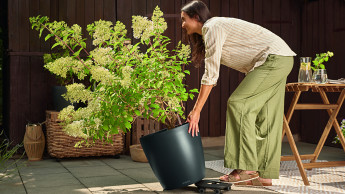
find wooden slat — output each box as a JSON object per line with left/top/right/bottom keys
{"left": 94, "top": 0, "right": 104, "bottom": 20}
{"left": 85, "top": 0, "right": 95, "bottom": 51}
{"left": 220, "top": 0, "right": 230, "bottom": 136}
{"left": 67, "top": 0, "right": 76, "bottom": 25}
{"left": 303, "top": 161, "right": 345, "bottom": 169}
{"left": 281, "top": 154, "right": 315, "bottom": 161}
{"left": 208, "top": 0, "right": 221, "bottom": 137}
{"left": 103, "top": 0, "right": 116, "bottom": 23}
{"left": 294, "top": 104, "right": 338, "bottom": 110}
{"left": 30, "top": 0, "right": 47, "bottom": 124}
{"left": 143, "top": 118, "right": 149, "bottom": 138}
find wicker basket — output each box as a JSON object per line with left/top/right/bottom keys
{"left": 46, "top": 111, "right": 124, "bottom": 158}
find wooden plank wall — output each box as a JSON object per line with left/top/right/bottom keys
{"left": 5, "top": 0, "right": 345, "bottom": 146}
{"left": 299, "top": 0, "right": 345, "bottom": 145}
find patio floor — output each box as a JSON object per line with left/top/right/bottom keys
{"left": 1, "top": 141, "right": 345, "bottom": 194}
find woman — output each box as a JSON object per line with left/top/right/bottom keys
{"left": 182, "top": 1, "right": 295, "bottom": 186}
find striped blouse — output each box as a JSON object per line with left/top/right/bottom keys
{"left": 201, "top": 17, "right": 296, "bottom": 86}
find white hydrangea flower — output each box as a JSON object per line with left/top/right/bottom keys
{"left": 152, "top": 6, "right": 167, "bottom": 34}
{"left": 63, "top": 83, "right": 93, "bottom": 103}
{"left": 167, "top": 96, "right": 179, "bottom": 111}
{"left": 91, "top": 20, "right": 113, "bottom": 46}
{"left": 58, "top": 105, "right": 75, "bottom": 123}
{"left": 63, "top": 120, "right": 89, "bottom": 138}
{"left": 44, "top": 56, "right": 74, "bottom": 78}
{"left": 70, "top": 24, "right": 83, "bottom": 46}
{"left": 90, "top": 47, "right": 114, "bottom": 66}
{"left": 90, "top": 66, "right": 119, "bottom": 85}
{"left": 120, "top": 66, "right": 133, "bottom": 88}
{"left": 160, "top": 70, "right": 170, "bottom": 78}
{"left": 178, "top": 44, "right": 191, "bottom": 59}
{"left": 132, "top": 16, "right": 154, "bottom": 43}
{"left": 114, "top": 21, "right": 127, "bottom": 37}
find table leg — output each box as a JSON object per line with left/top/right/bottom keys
{"left": 311, "top": 89, "right": 345, "bottom": 164}
{"left": 282, "top": 91, "right": 301, "bottom": 141}
{"left": 319, "top": 89, "right": 345, "bottom": 151}
{"left": 283, "top": 116, "right": 310, "bottom": 185}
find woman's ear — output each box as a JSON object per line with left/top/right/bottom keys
{"left": 193, "top": 15, "right": 200, "bottom": 22}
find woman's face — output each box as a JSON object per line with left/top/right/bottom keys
{"left": 181, "top": 11, "right": 201, "bottom": 35}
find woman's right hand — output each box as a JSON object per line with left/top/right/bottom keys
{"left": 186, "top": 110, "right": 200, "bottom": 137}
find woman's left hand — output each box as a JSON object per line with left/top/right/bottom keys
{"left": 186, "top": 110, "right": 200, "bottom": 137}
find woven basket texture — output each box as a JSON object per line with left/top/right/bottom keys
{"left": 46, "top": 111, "right": 124, "bottom": 158}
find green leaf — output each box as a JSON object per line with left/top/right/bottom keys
{"left": 150, "top": 97, "right": 157, "bottom": 104}
{"left": 102, "top": 125, "right": 109, "bottom": 130}
{"left": 152, "top": 109, "right": 160, "bottom": 117}
{"left": 184, "top": 70, "right": 190, "bottom": 75}
{"left": 80, "top": 41, "right": 86, "bottom": 48}
{"left": 134, "top": 110, "right": 141, "bottom": 116}
{"left": 320, "top": 64, "right": 325, "bottom": 69}
{"left": 189, "top": 94, "right": 194, "bottom": 100}
{"left": 73, "top": 49, "right": 81, "bottom": 57}
{"left": 125, "top": 122, "right": 131, "bottom": 129}
{"left": 39, "top": 28, "right": 45, "bottom": 38}
{"left": 189, "top": 88, "right": 199, "bottom": 93}
{"left": 150, "top": 103, "right": 160, "bottom": 109}
{"left": 162, "top": 115, "right": 167, "bottom": 123}
{"left": 51, "top": 42, "right": 60, "bottom": 49}
{"left": 44, "top": 34, "right": 53, "bottom": 41}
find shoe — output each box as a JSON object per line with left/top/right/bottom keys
{"left": 219, "top": 170, "right": 259, "bottom": 184}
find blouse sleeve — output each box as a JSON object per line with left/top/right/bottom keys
{"left": 201, "top": 24, "right": 226, "bottom": 86}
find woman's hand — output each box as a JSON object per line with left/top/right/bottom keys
{"left": 186, "top": 110, "right": 200, "bottom": 137}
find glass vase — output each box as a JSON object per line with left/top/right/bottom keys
{"left": 312, "top": 69, "right": 328, "bottom": 84}
{"left": 298, "top": 57, "right": 313, "bottom": 83}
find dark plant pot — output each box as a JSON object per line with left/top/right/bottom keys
{"left": 52, "top": 86, "right": 71, "bottom": 111}
{"left": 140, "top": 123, "right": 205, "bottom": 190}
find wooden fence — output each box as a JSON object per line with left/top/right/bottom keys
{"left": 5, "top": 0, "right": 345, "bottom": 146}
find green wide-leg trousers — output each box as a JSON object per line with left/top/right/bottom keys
{"left": 224, "top": 55, "right": 293, "bottom": 179}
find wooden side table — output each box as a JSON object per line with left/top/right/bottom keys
{"left": 281, "top": 83, "right": 345, "bottom": 185}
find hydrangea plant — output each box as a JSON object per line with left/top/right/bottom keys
{"left": 30, "top": 6, "right": 198, "bottom": 145}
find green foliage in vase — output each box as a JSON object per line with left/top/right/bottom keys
{"left": 311, "top": 51, "right": 334, "bottom": 71}
{"left": 30, "top": 6, "right": 198, "bottom": 145}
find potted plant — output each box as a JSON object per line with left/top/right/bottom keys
{"left": 311, "top": 51, "right": 334, "bottom": 84}
{"left": 30, "top": 6, "right": 202, "bottom": 190}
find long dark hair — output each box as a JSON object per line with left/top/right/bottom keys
{"left": 181, "top": 0, "right": 211, "bottom": 67}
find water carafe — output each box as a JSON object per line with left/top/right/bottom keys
{"left": 298, "top": 57, "right": 313, "bottom": 83}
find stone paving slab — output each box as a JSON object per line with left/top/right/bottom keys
{"left": 60, "top": 159, "right": 107, "bottom": 168}
{"left": 21, "top": 172, "right": 80, "bottom": 189}
{"left": 25, "top": 184, "right": 92, "bottom": 194}
{"left": 101, "top": 156, "right": 151, "bottom": 170}
{"left": 119, "top": 167, "right": 159, "bottom": 184}
{"left": 78, "top": 174, "right": 138, "bottom": 188}
{"left": 66, "top": 165, "right": 121, "bottom": 178}
{"left": 0, "top": 173, "right": 26, "bottom": 194}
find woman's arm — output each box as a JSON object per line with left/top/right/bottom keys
{"left": 187, "top": 84, "right": 213, "bottom": 137}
